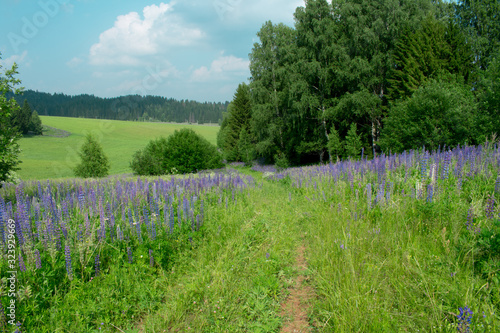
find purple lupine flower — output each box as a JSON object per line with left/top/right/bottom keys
{"left": 99, "top": 200, "right": 106, "bottom": 241}
{"left": 485, "top": 194, "right": 495, "bottom": 219}
{"left": 78, "top": 190, "right": 85, "bottom": 211}
{"left": 149, "top": 249, "right": 154, "bottom": 267}
{"left": 65, "top": 244, "right": 73, "bottom": 280}
{"left": 14, "top": 322, "right": 22, "bottom": 333}
{"left": 19, "top": 253, "right": 26, "bottom": 272}
{"left": 177, "top": 202, "right": 182, "bottom": 228}
{"left": 127, "top": 247, "right": 133, "bottom": 264}
{"left": 266, "top": 252, "right": 270, "bottom": 259}
{"left": 164, "top": 204, "right": 169, "bottom": 231}
{"left": 14, "top": 218, "right": 25, "bottom": 246}
{"left": 441, "top": 151, "right": 451, "bottom": 180}
{"left": 34, "top": 249, "right": 42, "bottom": 269}
{"left": 107, "top": 203, "right": 115, "bottom": 242}
{"left": 169, "top": 207, "right": 175, "bottom": 233}
{"left": 457, "top": 306, "right": 473, "bottom": 332}
{"left": 183, "top": 197, "right": 189, "bottom": 221}
{"left": 196, "top": 214, "right": 202, "bottom": 231}
{"left": 466, "top": 207, "right": 474, "bottom": 231}
{"left": 427, "top": 184, "right": 433, "bottom": 203}
{"left": 376, "top": 182, "right": 385, "bottom": 205}
{"left": 95, "top": 254, "right": 100, "bottom": 276}
{"left": 495, "top": 176, "right": 500, "bottom": 196}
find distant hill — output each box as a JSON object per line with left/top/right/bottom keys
{"left": 9, "top": 90, "right": 228, "bottom": 124}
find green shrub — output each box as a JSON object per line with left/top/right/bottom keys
{"left": 130, "top": 129, "right": 223, "bottom": 175}
{"left": 74, "top": 134, "right": 110, "bottom": 178}
{"left": 380, "top": 77, "right": 476, "bottom": 152}
{"left": 129, "top": 137, "right": 167, "bottom": 176}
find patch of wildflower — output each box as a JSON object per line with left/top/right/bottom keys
{"left": 95, "top": 254, "right": 100, "bottom": 276}
{"left": 457, "top": 306, "right": 473, "bottom": 332}
{"left": 34, "top": 249, "right": 41, "bottom": 269}
{"left": 485, "top": 194, "right": 495, "bottom": 219}
{"left": 495, "top": 176, "right": 500, "bottom": 196}
{"left": 65, "top": 244, "right": 73, "bottom": 280}
{"left": 19, "top": 253, "right": 26, "bottom": 272}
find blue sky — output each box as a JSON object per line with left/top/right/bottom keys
{"left": 0, "top": 0, "right": 303, "bottom": 102}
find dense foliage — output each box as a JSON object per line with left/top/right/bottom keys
{"left": 217, "top": 83, "right": 254, "bottom": 163}
{"left": 131, "top": 129, "right": 223, "bottom": 175}
{"left": 381, "top": 78, "right": 477, "bottom": 152}
{"left": 9, "top": 90, "right": 228, "bottom": 124}
{"left": 10, "top": 100, "right": 43, "bottom": 135}
{"left": 219, "top": 0, "right": 500, "bottom": 165}
{"left": 73, "top": 134, "right": 110, "bottom": 178}
{"left": 0, "top": 54, "right": 22, "bottom": 186}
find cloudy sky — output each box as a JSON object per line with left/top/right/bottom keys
{"left": 0, "top": 0, "right": 303, "bottom": 103}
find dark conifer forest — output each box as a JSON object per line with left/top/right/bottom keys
{"left": 9, "top": 90, "right": 228, "bottom": 124}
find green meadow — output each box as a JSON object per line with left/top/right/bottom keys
{"left": 2, "top": 146, "right": 500, "bottom": 332}
{"left": 16, "top": 116, "right": 219, "bottom": 180}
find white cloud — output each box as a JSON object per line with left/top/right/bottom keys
{"left": 89, "top": 2, "right": 204, "bottom": 66}
{"left": 0, "top": 51, "right": 28, "bottom": 69}
{"left": 66, "top": 57, "right": 83, "bottom": 68}
{"left": 191, "top": 55, "right": 249, "bottom": 82}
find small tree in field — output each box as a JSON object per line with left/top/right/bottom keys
{"left": 74, "top": 134, "right": 110, "bottom": 178}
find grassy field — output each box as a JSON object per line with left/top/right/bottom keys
{"left": 1, "top": 145, "right": 500, "bottom": 332}
{"left": 16, "top": 116, "right": 219, "bottom": 180}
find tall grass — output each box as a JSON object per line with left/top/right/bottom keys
{"left": 272, "top": 144, "right": 500, "bottom": 331}
{"left": 1, "top": 144, "right": 500, "bottom": 332}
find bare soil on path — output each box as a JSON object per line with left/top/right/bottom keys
{"left": 280, "top": 240, "right": 314, "bottom": 332}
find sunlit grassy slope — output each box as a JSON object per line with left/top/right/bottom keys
{"left": 17, "top": 116, "right": 219, "bottom": 180}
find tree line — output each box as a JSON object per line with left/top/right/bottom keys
{"left": 218, "top": 0, "right": 500, "bottom": 167}
{"left": 8, "top": 90, "right": 228, "bottom": 124}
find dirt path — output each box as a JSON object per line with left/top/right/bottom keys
{"left": 280, "top": 241, "right": 314, "bottom": 332}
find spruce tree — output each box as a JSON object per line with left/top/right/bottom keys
{"left": 327, "top": 125, "right": 343, "bottom": 161}
{"left": 11, "top": 99, "right": 32, "bottom": 134}
{"left": 29, "top": 110, "right": 43, "bottom": 135}
{"left": 345, "top": 123, "right": 363, "bottom": 159}
{"left": 222, "top": 83, "right": 252, "bottom": 162}
{"left": 237, "top": 126, "right": 255, "bottom": 165}
{"left": 74, "top": 134, "right": 110, "bottom": 178}
{"left": 389, "top": 16, "right": 474, "bottom": 102}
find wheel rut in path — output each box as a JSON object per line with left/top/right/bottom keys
{"left": 280, "top": 239, "right": 314, "bottom": 332}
